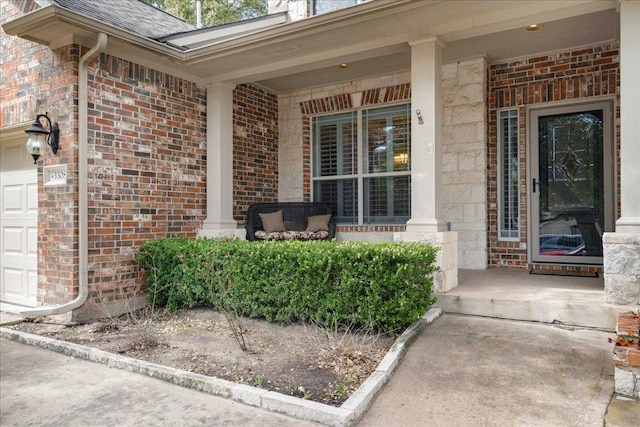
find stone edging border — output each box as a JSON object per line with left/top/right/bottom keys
{"left": 0, "top": 307, "right": 443, "bottom": 426}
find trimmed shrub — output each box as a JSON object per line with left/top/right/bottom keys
{"left": 136, "top": 238, "right": 438, "bottom": 334}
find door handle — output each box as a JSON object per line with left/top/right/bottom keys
{"left": 532, "top": 178, "right": 537, "bottom": 193}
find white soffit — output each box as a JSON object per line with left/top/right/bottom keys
{"left": 4, "top": 0, "right": 620, "bottom": 93}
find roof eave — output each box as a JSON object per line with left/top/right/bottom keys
{"left": 181, "top": 0, "right": 419, "bottom": 61}
{"left": 2, "top": 4, "right": 186, "bottom": 60}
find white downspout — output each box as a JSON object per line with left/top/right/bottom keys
{"left": 21, "top": 33, "right": 108, "bottom": 317}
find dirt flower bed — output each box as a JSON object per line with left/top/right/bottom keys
{"left": 9, "top": 308, "right": 394, "bottom": 406}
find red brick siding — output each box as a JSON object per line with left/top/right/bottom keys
{"left": 2, "top": 0, "right": 278, "bottom": 311}
{"left": 232, "top": 83, "right": 279, "bottom": 220}
{"left": 337, "top": 225, "right": 405, "bottom": 232}
{"left": 2, "top": 0, "right": 80, "bottom": 305}
{"left": 488, "top": 43, "right": 620, "bottom": 271}
{"left": 86, "top": 53, "right": 207, "bottom": 305}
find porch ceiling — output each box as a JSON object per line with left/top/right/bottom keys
{"left": 254, "top": 7, "right": 619, "bottom": 93}
{"left": 3, "top": 0, "right": 619, "bottom": 93}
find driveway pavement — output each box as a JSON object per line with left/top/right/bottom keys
{"left": 0, "top": 338, "right": 319, "bottom": 427}
{"left": 2, "top": 313, "right": 637, "bottom": 426}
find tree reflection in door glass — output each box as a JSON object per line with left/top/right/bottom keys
{"left": 538, "top": 110, "right": 604, "bottom": 257}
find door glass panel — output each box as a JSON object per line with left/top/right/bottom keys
{"left": 537, "top": 110, "right": 604, "bottom": 258}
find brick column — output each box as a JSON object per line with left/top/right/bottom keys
{"left": 199, "top": 82, "right": 245, "bottom": 239}
{"left": 395, "top": 37, "right": 458, "bottom": 292}
{"left": 603, "top": 1, "right": 640, "bottom": 305}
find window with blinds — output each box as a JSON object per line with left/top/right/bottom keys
{"left": 498, "top": 109, "right": 520, "bottom": 240}
{"left": 312, "top": 104, "right": 411, "bottom": 224}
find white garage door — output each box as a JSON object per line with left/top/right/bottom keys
{"left": 1, "top": 134, "right": 38, "bottom": 307}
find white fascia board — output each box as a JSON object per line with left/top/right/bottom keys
{"left": 162, "top": 13, "right": 288, "bottom": 49}
{"left": 181, "top": 0, "right": 419, "bottom": 60}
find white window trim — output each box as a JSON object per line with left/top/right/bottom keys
{"left": 497, "top": 108, "right": 520, "bottom": 241}
{"left": 311, "top": 102, "right": 411, "bottom": 225}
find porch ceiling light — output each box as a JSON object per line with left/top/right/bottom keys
{"left": 25, "top": 113, "right": 60, "bottom": 164}
{"left": 337, "top": 63, "right": 350, "bottom": 69}
{"left": 525, "top": 24, "right": 543, "bottom": 32}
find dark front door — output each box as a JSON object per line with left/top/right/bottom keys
{"left": 530, "top": 101, "right": 614, "bottom": 265}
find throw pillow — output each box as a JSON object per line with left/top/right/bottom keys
{"left": 259, "top": 210, "right": 286, "bottom": 233}
{"left": 305, "top": 214, "right": 332, "bottom": 232}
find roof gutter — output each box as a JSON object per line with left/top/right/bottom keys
{"left": 2, "top": 5, "right": 183, "bottom": 59}
{"left": 2, "top": 0, "right": 418, "bottom": 63}
{"left": 21, "top": 33, "right": 108, "bottom": 318}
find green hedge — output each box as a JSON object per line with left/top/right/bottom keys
{"left": 136, "top": 238, "right": 438, "bottom": 334}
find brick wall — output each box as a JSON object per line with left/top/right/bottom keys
{"left": 2, "top": 0, "right": 279, "bottom": 314}
{"left": 232, "top": 83, "right": 279, "bottom": 221}
{"left": 86, "top": 53, "right": 207, "bottom": 306}
{"left": 1, "top": 0, "right": 80, "bottom": 305}
{"left": 488, "top": 43, "right": 620, "bottom": 270}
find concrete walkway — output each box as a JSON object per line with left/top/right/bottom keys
{"left": 359, "top": 315, "right": 617, "bottom": 426}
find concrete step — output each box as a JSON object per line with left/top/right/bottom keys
{"left": 434, "top": 269, "right": 631, "bottom": 330}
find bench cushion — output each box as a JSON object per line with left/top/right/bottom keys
{"left": 246, "top": 202, "right": 336, "bottom": 241}
{"left": 254, "top": 230, "right": 330, "bottom": 240}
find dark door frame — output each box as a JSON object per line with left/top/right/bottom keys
{"left": 527, "top": 98, "right": 615, "bottom": 266}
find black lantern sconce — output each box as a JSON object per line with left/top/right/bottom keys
{"left": 25, "top": 113, "right": 60, "bottom": 164}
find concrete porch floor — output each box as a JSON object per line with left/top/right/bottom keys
{"left": 434, "top": 268, "right": 632, "bottom": 330}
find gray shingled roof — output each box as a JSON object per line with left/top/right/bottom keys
{"left": 52, "top": 0, "right": 196, "bottom": 39}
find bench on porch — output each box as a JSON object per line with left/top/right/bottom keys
{"left": 245, "top": 202, "right": 336, "bottom": 241}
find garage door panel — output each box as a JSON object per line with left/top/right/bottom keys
{"left": 27, "top": 183, "right": 38, "bottom": 213}
{"left": 2, "top": 185, "right": 24, "bottom": 213}
{"left": 3, "top": 227, "right": 24, "bottom": 254}
{"left": 27, "top": 227, "right": 38, "bottom": 256}
{"left": 1, "top": 135, "right": 38, "bottom": 307}
{"left": 2, "top": 267, "right": 25, "bottom": 296}
{"left": 28, "top": 270, "right": 38, "bottom": 300}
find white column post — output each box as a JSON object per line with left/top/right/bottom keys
{"left": 617, "top": 0, "right": 640, "bottom": 233}
{"left": 406, "top": 37, "right": 446, "bottom": 232}
{"left": 199, "top": 82, "right": 245, "bottom": 239}
{"left": 395, "top": 37, "right": 458, "bottom": 293}
{"left": 603, "top": 0, "right": 640, "bottom": 306}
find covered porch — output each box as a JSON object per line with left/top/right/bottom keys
{"left": 436, "top": 269, "right": 628, "bottom": 329}
{"left": 2, "top": 0, "right": 638, "bottom": 316}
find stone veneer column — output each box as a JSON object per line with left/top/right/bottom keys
{"left": 441, "top": 57, "right": 488, "bottom": 269}
{"left": 395, "top": 37, "right": 458, "bottom": 292}
{"left": 199, "top": 82, "right": 245, "bottom": 239}
{"left": 603, "top": 0, "right": 640, "bottom": 305}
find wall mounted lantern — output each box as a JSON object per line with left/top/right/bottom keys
{"left": 25, "top": 113, "right": 60, "bottom": 164}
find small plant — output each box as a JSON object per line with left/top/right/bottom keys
{"left": 334, "top": 377, "right": 349, "bottom": 399}
{"left": 253, "top": 374, "right": 264, "bottom": 387}
{"left": 207, "top": 249, "right": 251, "bottom": 352}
